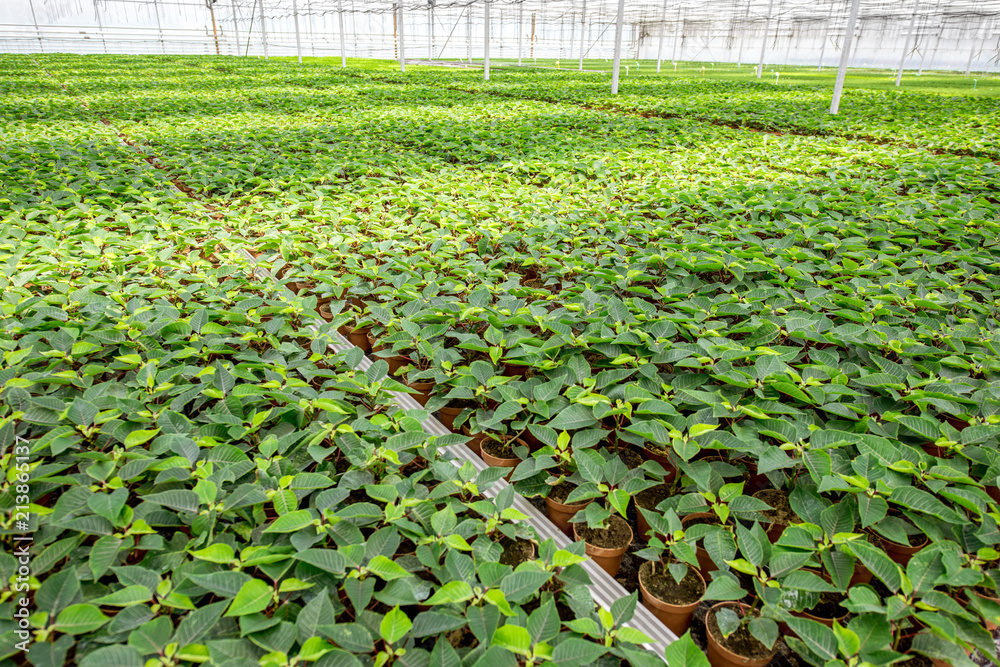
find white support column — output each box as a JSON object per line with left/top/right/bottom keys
{"left": 518, "top": 1, "right": 523, "bottom": 65}
{"left": 27, "top": 0, "right": 44, "bottom": 53}
{"left": 292, "top": 0, "right": 303, "bottom": 64}
{"left": 484, "top": 0, "right": 490, "bottom": 80}
{"left": 94, "top": 0, "right": 108, "bottom": 54}
{"left": 895, "top": 0, "right": 920, "bottom": 86}
{"left": 154, "top": 0, "right": 166, "bottom": 54}
{"left": 655, "top": 0, "right": 667, "bottom": 72}
{"left": 736, "top": 0, "right": 750, "bottom": 66}
{"left": 817, "top": 0, "right": 834, "bottom": 70}
{"left": 398, "top": 2, "right": 406, "bottom": 72}
{"left": 467, "top": 5, "right": 472, "bottom": 61}
{"left": 428, "top": 2, "right": 434, "bottom": 60}
{"left": 231, "top": 1, "right": 241, "bottom": 56}
{"left": 757, "top": 0, "right": 774, "bottom": 78}
{"left": 671, "top": 7, "right": 681, "bottom": 62}
{"left": 578, "top": 0, "right": 587, "bottom": 70}
{"left": 338, "top": 0, "right": 347, "bottom": 67}
{"left": 258, "top": 0, "right": 269, "bottom": 60}
{"left": 830, "top": 0, "right": 861, "bottom": 114}
{"left": 610, "top": 0, "right": 626, "bottom": 94}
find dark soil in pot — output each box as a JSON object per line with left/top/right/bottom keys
{"left": 756, "top": 489, "right": 797, "bottom": 525}
{"left": 576, "top": 514, "right": 632, "bottom": 549}
{"left": 498, "top": 537, "right": 535, "bottom": 568}
{"left": 617, "top": 447, "right": 643, "bottom": 469}
{"left": 707, "top": 604, "right": 775, "bottom": 662}
{"left": 548, "top": 482, "right": 578, "bottom": 505}
{"left": 482, "top": 438, "right": 517, "bottom": 459}
{"left": 639, "top": 561, "right": 705, "bottom": 605}
{"left": 636, "top": 484, "right": 672, "bottom": 541}
{"left": 806, "top": 591, "right": 847, "bottom": 620}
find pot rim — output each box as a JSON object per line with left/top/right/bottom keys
{"left": 638, "top": 561, "right": 706, "bottom": 611}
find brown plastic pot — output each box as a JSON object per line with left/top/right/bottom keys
{"left": 681, "top": 512, "right": 720, "bottom": 578}
{"left": 640, "top": 446, "right": 677, "bottom": 482}
{"left": 706, "top": 602, "right": 777, "bottom": 667}
{"left": 460, "top": 427, "right": 486, "bottom": 457}
{"left": 338, "top": 324, "right": 372, "bottom": 352}
{"left": 574, "top": 517, "right": 632, "bottom": 577}
{"left": 406, "top": 381, "right": 435, "bottom": 407}
{"left": 503, "top": 363, "right": 529, "bottom": 377}
{"left": 849, "top": 559, "right": 873, "bottom": 587}
{"left": 545, "top": 494, "right": 592, "bottom": 538}
{"left": 638, "top": 562, "right": 705, "bottom": 635}
{"left": 439, "top": 406, "right": 463, "bottom": 432}
{"left": 881, "top": 536, "right": 928, "bottom": 566}
{"left": 481, "top": 438, "right": 524, "bottom": 480}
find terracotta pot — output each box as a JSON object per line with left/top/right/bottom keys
{"left": 503, "top": 363, "right": 529, "bottom": 377}
{"left": 573, "top": 518, "right": 632, "bottom": 577}
{"left": 881, "top": 536, "right": 928, "bottom": 566}
{"left": 706, "top": 602, "right": 776, "bottom": 667}
{"left": 406, "top": 381, "right": 435, "bottom": 407}
{"left": 638, "top": 563, "right": 705, "bottom": 635}
{"left": 640, "top": 446, "right": 677, "bottom": 481}
{"left": 792, "top": 605, "right": 848, "bottom": 629}
{"left": 439, "top": 406, "right": 463, "bottom": 432}
{"left": 385, "top": 355, "right": 411, "bottom": 377}
{"left": 318, "top": 303, "right": 334, "bottom": 322}
{"left": 849, "top": 559, "right": 873, "bottom": 587}
{"left": 752, "top": 490, "right": 795, "bottom": 543}
{"left": 481, "top": 439, "right": 523, "bottom": 480}
{"left": 338, "top": 325, "right": 372, "bottom": 352}
{"left": 986, "top": 485, "right": 1000, "bottom": 504}
{"left": 921, "top": 442, "right": 947, "bottom": 458}
{"left": 545, "top": 494, "right": 593, "bottom": 538}
{"left": 521, "top": 429, "right": 545, "bottom": 452}
{"left": 460, "top": 427, "right": 486, "bottom": 457}
{"left": 367, "top": 333, "right": 378, "bottom": 351}
{"left": 681, "top": 512, "right": 720, "bottom": 578}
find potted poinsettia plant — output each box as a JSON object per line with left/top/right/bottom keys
{"left": 634, "top": 507, "right": 706, "bottom": 635}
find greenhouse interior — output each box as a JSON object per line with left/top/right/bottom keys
{"left": 2, "top": 0, "right": 1000, "bottom": 666}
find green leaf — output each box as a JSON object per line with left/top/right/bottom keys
{"left": 425, "top": 581, "right": 474, "bottom": 606}
{"left": 78, "top": 646, "right": 143, "bottom": 667}
{"left": 54, "top": 604, "right": 111, "bottom": 634}
{"left": 263, "top": 509, "right": 316, "bottom": 533}
{"left": 189, "top": 543, "right": 236, "bottom": 564}
{"left": 224, "top": 579, "right": 273, "bottom": 617}
{"left": 492, "top": 624, "right": 532, "bottom": 657}
{"left": 551, "top": 638, "right": 608, "bottom": 664}
{"left": 662, "top": 631, "right": 710, "bottom": 667}
{"left": 380, "top": 606, "right": 412, "bottom": 645}
{"left": 366, "top": 555, "right": 411, "bottom": 581}
{"left": 90, "top": 585, "right": 152, "bottom": 607}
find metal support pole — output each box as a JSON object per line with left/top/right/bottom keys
{"left": 467, "top": 5, "right": 472, "bottom": 61}
{"left": 428, "top": 3, "right": 434, "bottom": 59}
{"left": 436, "top": 6, "right": 466, "bottom": 59}
{"left": 154, "top": 0, "right": 166, "bottom": 53}
{"left": 965, "top": 43, "right": 975, "bottom": 76}
{"left": 484, "top": 0, "right": 490, "bottom": 80}
{"left": 610, "top": 0, "right": 625, "bottom": 94}
{"left": 830, "top": 0, "right": 861, "bottom": 114}
{"left": 210, "top": 3, "right": 222, "bottom": 55}
{"left": 292, "top": 0, "right": 303, "bottom": 63}
{"left": 338, "top": 0, "right": 346, "bottom": 66}
{"left": 578, "top": 0, "right": 587, "bottom": 70}
{"left": 398, "top": 2, "right": 406, "bottom": 72}
{"left": 530, "top": 12, "right": 535, "bottom": 60}
{"left": 655, "top": 0, "right": 667, "bottom": 72}
{"left": 518, "top": 1, "right": 523, "bottom": 65}
{"left": 818, "top": 0, "right": 834, "bottom": 70}
{"left": 671, "top": 7, "right": 681, "bottom": 62}
{"left": 757, "top": 0, "right": 774, "bottom": 78}
{"left": 736, "top": 0, "right": 751, "bottom": 65}
{"left": 258, "top": 0, "right": 269, "bottom": 60}
{"left": 94, "top": 0, "right": 108, "bottom": 54}
{"left": 231, "top": 1, "right": 241, "bottom": 56}
{"left": 924, "top": 16, "right": 944, "bottom": 73}
{"left": 27, "top": 0, "right": 44, "bottom": 53}
{"left": 895, "top": 0, "right": 920, "bottom": 86}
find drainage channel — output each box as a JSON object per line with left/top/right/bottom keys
{"left": 238, "top": 249, "right": 676, "bottom": 659}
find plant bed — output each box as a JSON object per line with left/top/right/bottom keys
{"left": 481, "top": 436, "right": 524, "bottom": 479}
